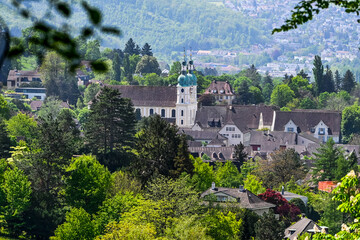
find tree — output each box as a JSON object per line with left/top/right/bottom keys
{"left": 112, "top": 52, "right": 121, "bottom": 82}
{"left": 236, "top": 80, "right": 252, "bottom": 105}
{"left": 98, "top": 221, "right": 157, "bottom": 240}
{"left": 132, "top": 115, "right": 193, "bottom": 184}
{"left": 84, "top": 40, "right": 101, "bottom": 61}
{"left": 342, "top": 103, "right": 360, "bottom": 143}
{"left": 141, "top": 43, "right": 153, "bottom": 56}
{"left": 342, "top": 70, "right": 356, "bottom": 93}
{"left": 40, "top": 52, "right": 79, "bottom": 104}
{"left": 0, "top": 95, "right": 10, "bottom": 120}
{"left": 124, "top": 38, "right": 137, "bottom": 55}
{"left": 258, "top": 189, "right": 301, "bottom": 223}
{"left": 256, "top": 149, "right": 305, "bottom": 188}
{"left": 204, "top": 210, "right": 243, "bottom": 240}
{"left": 243, "top": 174, "right": 266, "bottom": 195}
{"left": 313, "top": 138, "right": 344, "bottom": 182}
{"left": 0, "top": 119, "right": 11, "bottom": 159}
{"left": 83, "top": 83, "right": 101, "bottom": 104}
{"left": 233, "top": 143, "right": 247, "bottom": 167}
{"left": 6, "top": 113, "right": 37, "bottom": 142}
{"left": 37, "top": 97, "right": 65, "bottom": 120}
{"left": 255, "top": 210, "right": 284, "bottom": 240}
{"left": 84, "top": 86, "right": 136, "bottom": 170}
{"left": 0, "top": 163, "right": 32, "bottom": 236}
{"left": 169, "top": 61, "right": 181, "bottom": 75}
{"left": 335, "top": 70, "right": 342, "bottom": 92}
{"left": 189, "top": 156, "right": 215, "bottom": 192}
{"left": 64, "top": 155, "right": 111, "bottom": 214}
{"left": 198, "top": 94, "right": 216, "bottom": 106}
{"left": 273, "top": 1, "right": 360, "bottom": 34}
{"left": 165, "top": 215, "right": 212, "bottom": 240}
{"left": 270, "top": 84, "right": 295, "bottom": 107}
{"left": 323, "top": 66, "right": 335, "bottom": 93}
{"left": 313, "top": 55, "right": 324, "bottom": 95}
{"left": 299, "top": 97, "right": 317, "bottom": 109}
{"left": 245, "top": 64, "right": 261, "bottom": 87}
{"left": 135, "top": 55, "right": 161, "bottom": 75}
{"left": 215, "top": 161, "right": 242, "bottom": 188}
{"left": 262, "top": 73, "right": 274, "bottom": 103}
{"left": 144, "top": 175, "right": 200, "bottom": 218}
{"left": 51, "top": 208, "right": 96, "bottom": 240}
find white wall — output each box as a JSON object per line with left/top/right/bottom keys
{"left": 219, "top": 125, "right": 243, "bottom": 146}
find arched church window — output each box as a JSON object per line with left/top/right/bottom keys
{"left": 161, "top": 109, "right": 165, "bottom": 117}
{"left": 181, "top": 98, "right": 184, "bottom": 103}
{"left": 181, "top": 120, "right": 183, "bottom": 125}
{"left": 181, "top": 110, "right": 184, "bottom": 116}
{"left": 172, "top": 109, "right": 176, "bottom": 118}
{"left": 181, "top": 88, "right": 184, "bottom": 93}
{"left": 150, "top": 109, "right": 154, "bottom": 115}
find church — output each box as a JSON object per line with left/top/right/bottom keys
{"left": 109, "top": 54, "right": 198, "bottom": 128}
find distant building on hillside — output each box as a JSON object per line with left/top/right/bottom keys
{"left": 7, "top": 70, "right": 42, "bottom": 89}
{"left": 203, "top": 80, "right": 235, "bottom": 105}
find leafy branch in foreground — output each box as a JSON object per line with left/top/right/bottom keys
{"left": 4, "top": 0, "right": 121, "bottom": 72}
{"left": 273, "top": 0, "right": 360, "bottom": 34}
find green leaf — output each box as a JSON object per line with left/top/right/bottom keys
{"left": 81, "top": 27, "right": 93, "bottom": 38}
{"left": 81, "top": 1, "right": 102, "bottom": 25}
{"left": 91, "top": 60, "right": 108, "bottom": 72}
{"left": 101, "top": 27, "right": 121, "bottom": 36}
{"left": 56, "top": 2, "right": 71, "bottom": 17}
{"left": 7, "top": 46, "right": 24, "bottom": 58}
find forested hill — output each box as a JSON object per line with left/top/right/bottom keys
{"left": 0, "top": 0, "right": 270, "bottom": 54}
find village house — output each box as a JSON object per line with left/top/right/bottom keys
{"left": 271, "top": 110, "right": 342, "bottom": 143}
{"left": 201, "top": 183, "right": 275, "bottom": 215}
{"left": 284, "top": 217, "right": 328, "bottom": 240}
{"left": 7, "top": 70, "right": 42, "bottom": 89}
{"left": 203, "top": 80, "right": 235, "bottom": 105}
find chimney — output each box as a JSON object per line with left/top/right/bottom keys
{"left": 211, "top": 182, "right": 216, "bottom": 190}
{"left": 281, "top": 186, "right": 285, "bottom": 195}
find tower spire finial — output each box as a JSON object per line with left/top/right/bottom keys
{"left": 190, "top": 47, "right": 193, "bottom": 60}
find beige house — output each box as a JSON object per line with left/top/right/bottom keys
{"left": 7, "top": 70, "right": 42, "bottom": 89}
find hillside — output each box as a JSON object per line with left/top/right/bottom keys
{"left": 0, "top": 0, "right": 269, "bottom": 54}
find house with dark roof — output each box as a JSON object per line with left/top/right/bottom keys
{"left": 249, "top": 131, "right": 297, "bottom": 153}
{"left": 203, "top": 80, "right": 235, "bottom": 105}
{"left": 284, "top": 217, "right": 328, "bottom": 240}
{"left": 189, "top": 146, "right": 236, "bottom": 162}
{"left": 192, "top": 105, "right": 276, "bottom": 146}
{"left": 271, "top": 110, "right": 342, "bottom": 143}
{"left": 107, "top": 54, "right": 198, "bottom": 128}
{"left": 7, "top": 70, "right": 42, "bottom": 89}
{"left": 201, "top": 183, "right": 275, "bottom": 215}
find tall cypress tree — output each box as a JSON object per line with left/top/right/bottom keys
{"left": 342, "top": 70, "right": 356, "bottom": 93}
{"left": 323, "top": 65, "right": 335, "bottom": 93}
{"left": 0, "top": 118, "right": 11, "bottom": 158}
{"left": 112, "top": 52, "right": 121, "bottom": 82}
{"left": 313, "top": 55, "right": 324, "bottom": 95}
{"left": 335, "top": 70, "right": 342, "bottom": 92}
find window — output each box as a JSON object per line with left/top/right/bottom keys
{"left": 181, "top": 110, "right": 184, "bottom": 116}
{"left": 172, "top": 109, "right": 176, "bottom": 118}
{"left": 181, "top": 120, "right": 183, "bottom": 125}
{"left": 217, "top": 196, "right": 228, "bottom": 202}
{"left": 287, "top": 127, "right": 294, "bottom": 132}
{"left": 161, "top": 109, "right": 165, "bottom": 117}
{"left": 181, "top": 98, "right": 184, "bottom": 103}
{"left": 181, "top": 88, "right": 184, "bottom": 93}
{"left": 318, "top": 128, "right": 325, "bottom": 135}
{"left": 150, "top": 109, "right": 154, "bottom": 115}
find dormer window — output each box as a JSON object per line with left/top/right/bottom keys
{"left": 319, "top": 128, "right": 325, "bottom": 135}
{"left": 220, "top": 89, "right": 224, "bottom": 94}
{"left": 212, "top": 90, "right": 217, "bottom": 93}
{"left": 287, "top": 127, "right": 294, "bottom": 132}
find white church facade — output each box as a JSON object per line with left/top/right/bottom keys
{"left": 108, "top": 54, "right": 198, "bottom": 128}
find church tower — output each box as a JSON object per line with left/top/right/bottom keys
{"left": 176, "top": 50, "right": 198, "bottom": 128}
